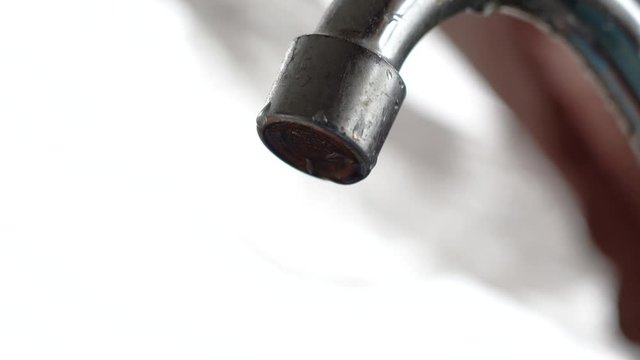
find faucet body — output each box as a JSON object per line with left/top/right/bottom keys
{"left": 257, "top": 0, "right": 640, "bottom": 184}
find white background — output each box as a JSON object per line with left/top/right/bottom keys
{"left": 0, "top": 0, "right": 638, "bottom": 358}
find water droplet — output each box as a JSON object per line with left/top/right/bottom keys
{"left": 386, "top": 69, "right": 393, "bottom": 80}
{"left": 312, "top": 111, "right": 329, "bottom": 124}
{"left": 384, "top": 13, "right": 403, "bottom": 23}
{"left": 479, "top": 1, "right": 498, "bottom": 16}
{"left": 352, "top": 121, "right": 365, "bottom": 140}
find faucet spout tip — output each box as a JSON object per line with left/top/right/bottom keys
{"left": 259, "top": 116, "right": 366, "bottom": 184}
{"left": 257, "top": 34, "right": 406, "bottom": 184}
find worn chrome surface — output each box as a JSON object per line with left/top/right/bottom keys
{"left": 257, "top": 34, "right": 405, "bottom": 184}
{"left": 258, "top": 0, "right": 640, "bottom": 183}
{"left": 315, "top": 0, "right": 486, "bottom": 67}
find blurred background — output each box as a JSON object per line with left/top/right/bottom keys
{"left": 0, "top": 0, "right": 638, "bottom": 358}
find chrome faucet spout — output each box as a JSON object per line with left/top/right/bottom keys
{"left": 315, "top": 0, "right": 483, "bottom": 68}
{"left": 257, "top": 0, "right": 640, "bottom": 184}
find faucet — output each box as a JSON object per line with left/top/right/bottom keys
{"left": 256, "top": 0, "right": 640, "bottom": 184}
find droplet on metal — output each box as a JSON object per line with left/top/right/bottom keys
{"left": 312, "top": 111, "right": 329, "bottom": 124}
{"left": 352, "top": 121, "right": 365, "bottom": 140}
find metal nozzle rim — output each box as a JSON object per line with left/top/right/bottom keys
{"left": 258, "top": 114, "right": 370, "bottom": 184}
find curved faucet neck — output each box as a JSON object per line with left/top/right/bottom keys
{"left": 316, "top": 0, "right": 487, "bottom": 68}
{"left": 315, "top": 0, "right": 640, "bottom": 155}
